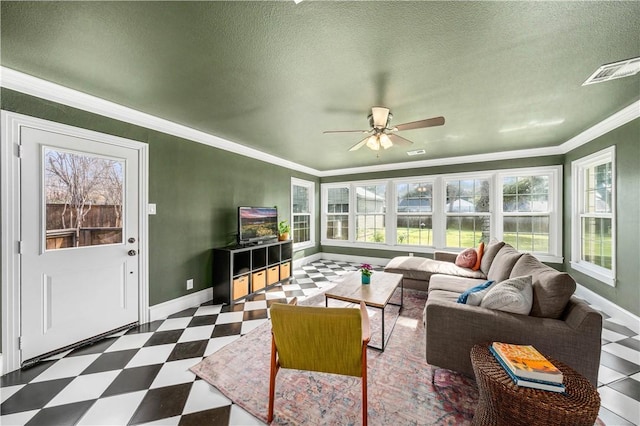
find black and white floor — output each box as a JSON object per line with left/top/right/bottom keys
{"left": 1, "top": 260, "right": 639, "bottom": 425}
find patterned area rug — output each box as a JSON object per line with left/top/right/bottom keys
{"left": 190, "top": 287, "right": 479, "bottom": 425}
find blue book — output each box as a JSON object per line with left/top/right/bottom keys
{"left": 489, "top": 346, "right": 566, "bottom": 393}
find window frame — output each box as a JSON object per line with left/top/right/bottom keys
{"left": 323, "top": 184, "right": 351, "bottom": 242}
{"left": 291, "top": 177, "right": 315, "bottom": 250}
{"left": 570, "top": 147, "right": 616, "bottom": 286}
{"left": 394, "top": 178, "right": 436, "bottom": 248}
{"left": 353, "top": 182, "right": 388, "bottom": 244}
{"left": 496, "top": 166, "right": 562, "bottom": 262}
{"left": 320, "top": 166, "right": 563, "bottom": 263}
{"left": 442, "top": 173, "right": 493, "bottom": 250}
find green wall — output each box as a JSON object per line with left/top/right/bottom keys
{"left": 0, "top": 88, "right": 320, "bottom": 307}
{"left": 563, "top": 119, "right": 640, "bottom": 317}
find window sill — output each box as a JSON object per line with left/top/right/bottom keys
{"left": 569, "top": 261, "right": 615, "bottom": 287}
{"left": 293, "top": 241, "right": 315, "bottom": 251}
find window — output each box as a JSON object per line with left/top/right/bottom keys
{"left": 291, "top": 178, "right": 315, "bottom": 248}
{"left": 44, "top": 148, "right": 124, "bottom": 250}
{"left": 396, "top": 181, "right": 433, "bottom": 246}
{"left": 355, "top": 184, "right": 386, "bottom": 243}
{"left": 571, "top": 147, "right": 616, "bottom": 286}
{"left": 326, "top": 186, "right": 349, "bottom": 240}
{"left": 320, "top": 166, "right": 562, "bottom": 262}
{"left": 501, "top": 174, "right": 550, "bottom": 253}
{"left": 444, "top": 178, "right": 490, "bottom": 248}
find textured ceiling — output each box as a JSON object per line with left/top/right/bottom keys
{"left": 1, "top": 1, "right": 639, "bottom": 172}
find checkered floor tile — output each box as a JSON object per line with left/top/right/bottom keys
{"left": 1, "top": 260, "right": 638, "bottom": 425}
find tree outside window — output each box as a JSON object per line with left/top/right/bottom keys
{"left": 44, "top": 148, "right": 124, "bottom": 249}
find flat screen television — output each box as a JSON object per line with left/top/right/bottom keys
{"left": 238, "top": 207, "right": 278, "bottom": 245}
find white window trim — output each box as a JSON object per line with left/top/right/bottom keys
{"left": 495, "top": 166, "right": 563, "bottom": 262}
{"left": 394, "top": 177, "right": 436, "bottom": 248}
{"left": 441, "top": 172, "right": 493, "bottom": 250}
{"left": 321, "top": 183, "right": 351, "bottom": 244}
{"left": 320, "top": 166, "right": 564, "bottom": 263}
{"left": 570, "top": 147, "right": 616, "bottom": 286}
{"left": 291, "top": 177, "right": 315, "bottom": 250}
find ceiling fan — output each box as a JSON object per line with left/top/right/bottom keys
{"left": 323, "top": 107, "right": 445, "bottom": 152}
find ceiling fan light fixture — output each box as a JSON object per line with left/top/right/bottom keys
{"left": 380, "top": 133, "right": 393, "bottom": 149}
{"left": 371, "top": 107, "right": 390, "bottom": 128}
{"left": 366, "top": 135, "right": 380, "bottom": 150}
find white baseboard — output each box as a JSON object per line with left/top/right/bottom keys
{"left": 293, "top": 253, "right": 322, "bottom": 270}
{"left": 149, "top": 288, "right": 213, "bottom": 322}
{"left": 320, "top": 252, "right": 392, "bottom": 267}
{"left": 575, "top": 284, "right": 640, "bottom": 334}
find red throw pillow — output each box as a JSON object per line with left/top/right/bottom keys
{"left": 472, "top": 242, "right": 485, "bottom": 271}
{"left": 455, "top": 248, "right": 477, "bottom": 269}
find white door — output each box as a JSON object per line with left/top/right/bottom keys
{"left": 20, "top": 126, "right": 140, "bottom": 361}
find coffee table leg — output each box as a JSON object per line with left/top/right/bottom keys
{"left": 381, "top": 306, "right": 385, "bottom": 351}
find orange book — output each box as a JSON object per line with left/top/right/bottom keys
{"left": 491, "top": 342, "right": 563, "bottom": 383}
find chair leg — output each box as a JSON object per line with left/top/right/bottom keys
{"left": 362, "top": 346, "right": 368, "bottom": 426}
{"left": 268, "top": 335, "right": 278, "bottom": 423}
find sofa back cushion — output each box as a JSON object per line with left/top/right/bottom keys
{"left": 480, "top": 240, "right": 505, "bottom": 275}
{"left": 511, "top": 254, "right": 576, "bottom": 319}
{"left": 487, "top": 244, "right": 524, "bottom": 282}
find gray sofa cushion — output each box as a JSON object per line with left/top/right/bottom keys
{"left": 384, "top": 256, "right": 433, "bottom": 281}
{"left": 386, "top": 256, "right": 486, "bottom": 281}
{"left": 428, "top": 274, "right": 488, "bottom": 294}
{"left": 487, "top": 244, "right": 524, "bottom": 282}
{"left": 480, "top": 240, "right": 505, "bottom": 274}
{"left": 511, "top": 254, "right": 576, "bottom": 319}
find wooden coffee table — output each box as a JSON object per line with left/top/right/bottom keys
{"left": 324, "top": 271, "right": 403, "bottom": 351}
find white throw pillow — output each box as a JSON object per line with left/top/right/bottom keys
{"left": 480, "top": 275, "right": 533, "bottom": 315}
{"left": 465, "top": 281, "right": 498, "bottom": 306}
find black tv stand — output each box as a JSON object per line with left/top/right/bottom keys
{"left": 212, "top": 239, "right": 293, "bottom": 304}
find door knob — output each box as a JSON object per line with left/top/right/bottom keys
{"left": 128, "top": 250, "right": 137, "bottom": 256}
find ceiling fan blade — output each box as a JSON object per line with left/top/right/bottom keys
{"left": 323, "top": 129, "right": 369, "bottom": 134}
{"left": 371, "top": 107, "right": 390, "bottom": 128}
{"left": 348, "top": 136, "right": 370, "bottom": 151}
{"left": 394, "top": 116, "right": 445, "bottom": 131}
{"left": 389, "top": 133, "right": 414, "bottom": 147}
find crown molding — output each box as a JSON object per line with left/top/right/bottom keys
{"left": 2, "top": 67, "right": 636, "bottom": 179}
{"left": 317, "top": 146, "right": 564, "bottom": 177}
{"left": 559, "top": 100, "right": 640, "bottom": 154}
{"left": 0, "top": 67, "right": 320, "bottom": 177}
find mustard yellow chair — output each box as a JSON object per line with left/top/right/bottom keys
{"left": 268, "top": 300, "right": 371, "bottom": 425}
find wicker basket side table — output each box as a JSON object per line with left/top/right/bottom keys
{"left": 470, "top": 344, "right": 600, "bottom": 426}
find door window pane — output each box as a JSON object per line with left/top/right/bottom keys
{"left": 44, "top": 148, "right": 124, "bottom": 250}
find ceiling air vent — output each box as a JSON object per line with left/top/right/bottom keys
{"left": 583, "top": 57, "right": 640, "bottom": 86}
{"left": 407, "top": 149, "right": 426, "bottom": 156}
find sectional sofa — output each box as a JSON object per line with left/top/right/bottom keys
{"left": 384, "top": 241, "right": 603, "bottom": 385}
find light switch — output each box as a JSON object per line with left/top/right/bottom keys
{"left": 148, "top": 203, "right": 157, "bottom": 215}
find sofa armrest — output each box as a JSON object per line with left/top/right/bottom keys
{"left": 425, "top": 298, "right": 602, "bottom": 385}
{"left": 563, "top": 297, "right": 603, "bottom": 331}
{"left": 434, "top": 251, "right": 457, "bottom": 263}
